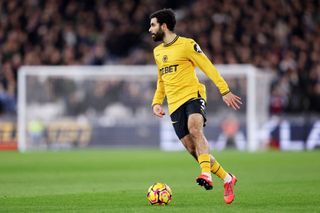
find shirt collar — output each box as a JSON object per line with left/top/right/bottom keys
{"left": 163, "top": 35, "right": 179, "bottom": 47}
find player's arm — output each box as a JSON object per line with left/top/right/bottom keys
{"left": 152, "top": 61, "right": 166, "bottom": 118}
{"left": 187, "top": 40, "right": 242, "bottom": 110}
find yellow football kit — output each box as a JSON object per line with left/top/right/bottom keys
{"left": 151, "top": 36, "right": 230, "bottom": 114}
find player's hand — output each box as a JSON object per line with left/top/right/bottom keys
{"left": 222, "top": 92, "right": 242, "bottom": 110}
{"left": 152, "top": 104, "right": 165, "bottom": 118}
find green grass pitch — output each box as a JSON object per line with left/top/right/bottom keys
{"left": 1, "top": 149, "right": 320, "bottom": 212}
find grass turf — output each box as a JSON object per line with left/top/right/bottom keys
{"left": 0, "top": 149, "right": 320, "bottom": 212}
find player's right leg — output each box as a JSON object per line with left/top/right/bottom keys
{"left": 210, "top": 156, "right": 232, "bottom": 183}
{"left": 210, "top": 155, "right": 237, "bottom": 204}
{"left": 224, "top": 173, "right": 237, "bottom": 204}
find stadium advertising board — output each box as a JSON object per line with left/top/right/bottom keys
{"left": 2, "top": 118, "right": 319, "bottom": 151}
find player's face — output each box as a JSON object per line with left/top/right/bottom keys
{"left": 149, "top": 18, "right": 164, "bottom": 42}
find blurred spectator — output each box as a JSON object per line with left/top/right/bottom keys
{"left": 0, "top": 0, "right": 320, "bottom": 117}
{"left": 0, "top": 62, "right": 16, "bottom": 115}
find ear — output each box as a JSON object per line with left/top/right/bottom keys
{"left": 161, "top": 23, "right": 168, "bottom": 31}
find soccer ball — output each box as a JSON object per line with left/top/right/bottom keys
{"left": 147, "top": 182, "right": 172, "bottom": 205}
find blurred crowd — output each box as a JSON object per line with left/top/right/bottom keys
{"left": 0, "top": 0, "right": 319, "bottom": 117}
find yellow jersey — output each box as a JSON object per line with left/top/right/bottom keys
{"left": 151, "top": 36, "right": 230, "bottom": 114}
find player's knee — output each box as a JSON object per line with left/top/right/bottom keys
{"left": 189, "top": 126, "right": 203, "bottom": 139}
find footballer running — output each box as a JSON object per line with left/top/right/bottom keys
{"left": 149, "top": 8, "right": 242, "bottom": 204}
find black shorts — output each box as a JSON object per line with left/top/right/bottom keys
{"left": 170, "top": 98, "right": 207, "bottom": 139}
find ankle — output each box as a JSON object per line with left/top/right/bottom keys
{"left": 223, "top": 174, "right": 232, "bottom": 183}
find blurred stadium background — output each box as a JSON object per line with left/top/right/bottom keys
{"left": 0, "top": 0, "right": 320, "bottom": 151}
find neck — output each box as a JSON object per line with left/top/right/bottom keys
{"left": 163, "top": 32, "right": 177, "bottom": 45}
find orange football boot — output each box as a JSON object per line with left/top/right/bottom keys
{"left": 196, "top": 174, "right": 213, "bottom": 190}
{"left": 224, "top": 173, "right": 237, "bottom": 204}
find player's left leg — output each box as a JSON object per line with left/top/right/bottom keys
{"left": 180, "top": 134, "right": 197, "bottom": 160}
{"left": 181, "top": 134, "right": 213, "bottom": 190}
{"left": 184, "top": 98, "right": 236, "bottom": 202}
{"left": 187, "top": 113, "right": 213, "bottom": 190}
{"left": 181, "top": 133, "right": 237, "bottom": 203}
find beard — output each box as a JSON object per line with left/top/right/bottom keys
{"left": 152, "top": 27, "right": 165, "bottom": 42}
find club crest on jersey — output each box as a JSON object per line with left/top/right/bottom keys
{"left": 162, "top": 55, "right": 168, "bottom": 62}
{"left": 194, "top": 43, "right": 202, "bottom": 53}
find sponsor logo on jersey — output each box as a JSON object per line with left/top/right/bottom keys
{"left": 160, "top": 64, "right": 179, "bottom": 75}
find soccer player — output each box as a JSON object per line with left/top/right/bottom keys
{"left": 149, "top": 9, "right": 242, "bottom": 204}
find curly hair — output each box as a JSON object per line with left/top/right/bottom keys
{"left": 150, "top": 8, "right": 176, "bottom": 31}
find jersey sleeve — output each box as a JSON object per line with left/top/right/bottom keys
{"left": 151, "top": 53, "right": 165, "bottom": 106}
{"left": 186, "top": 40, "right": 230, "bottom": 96}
